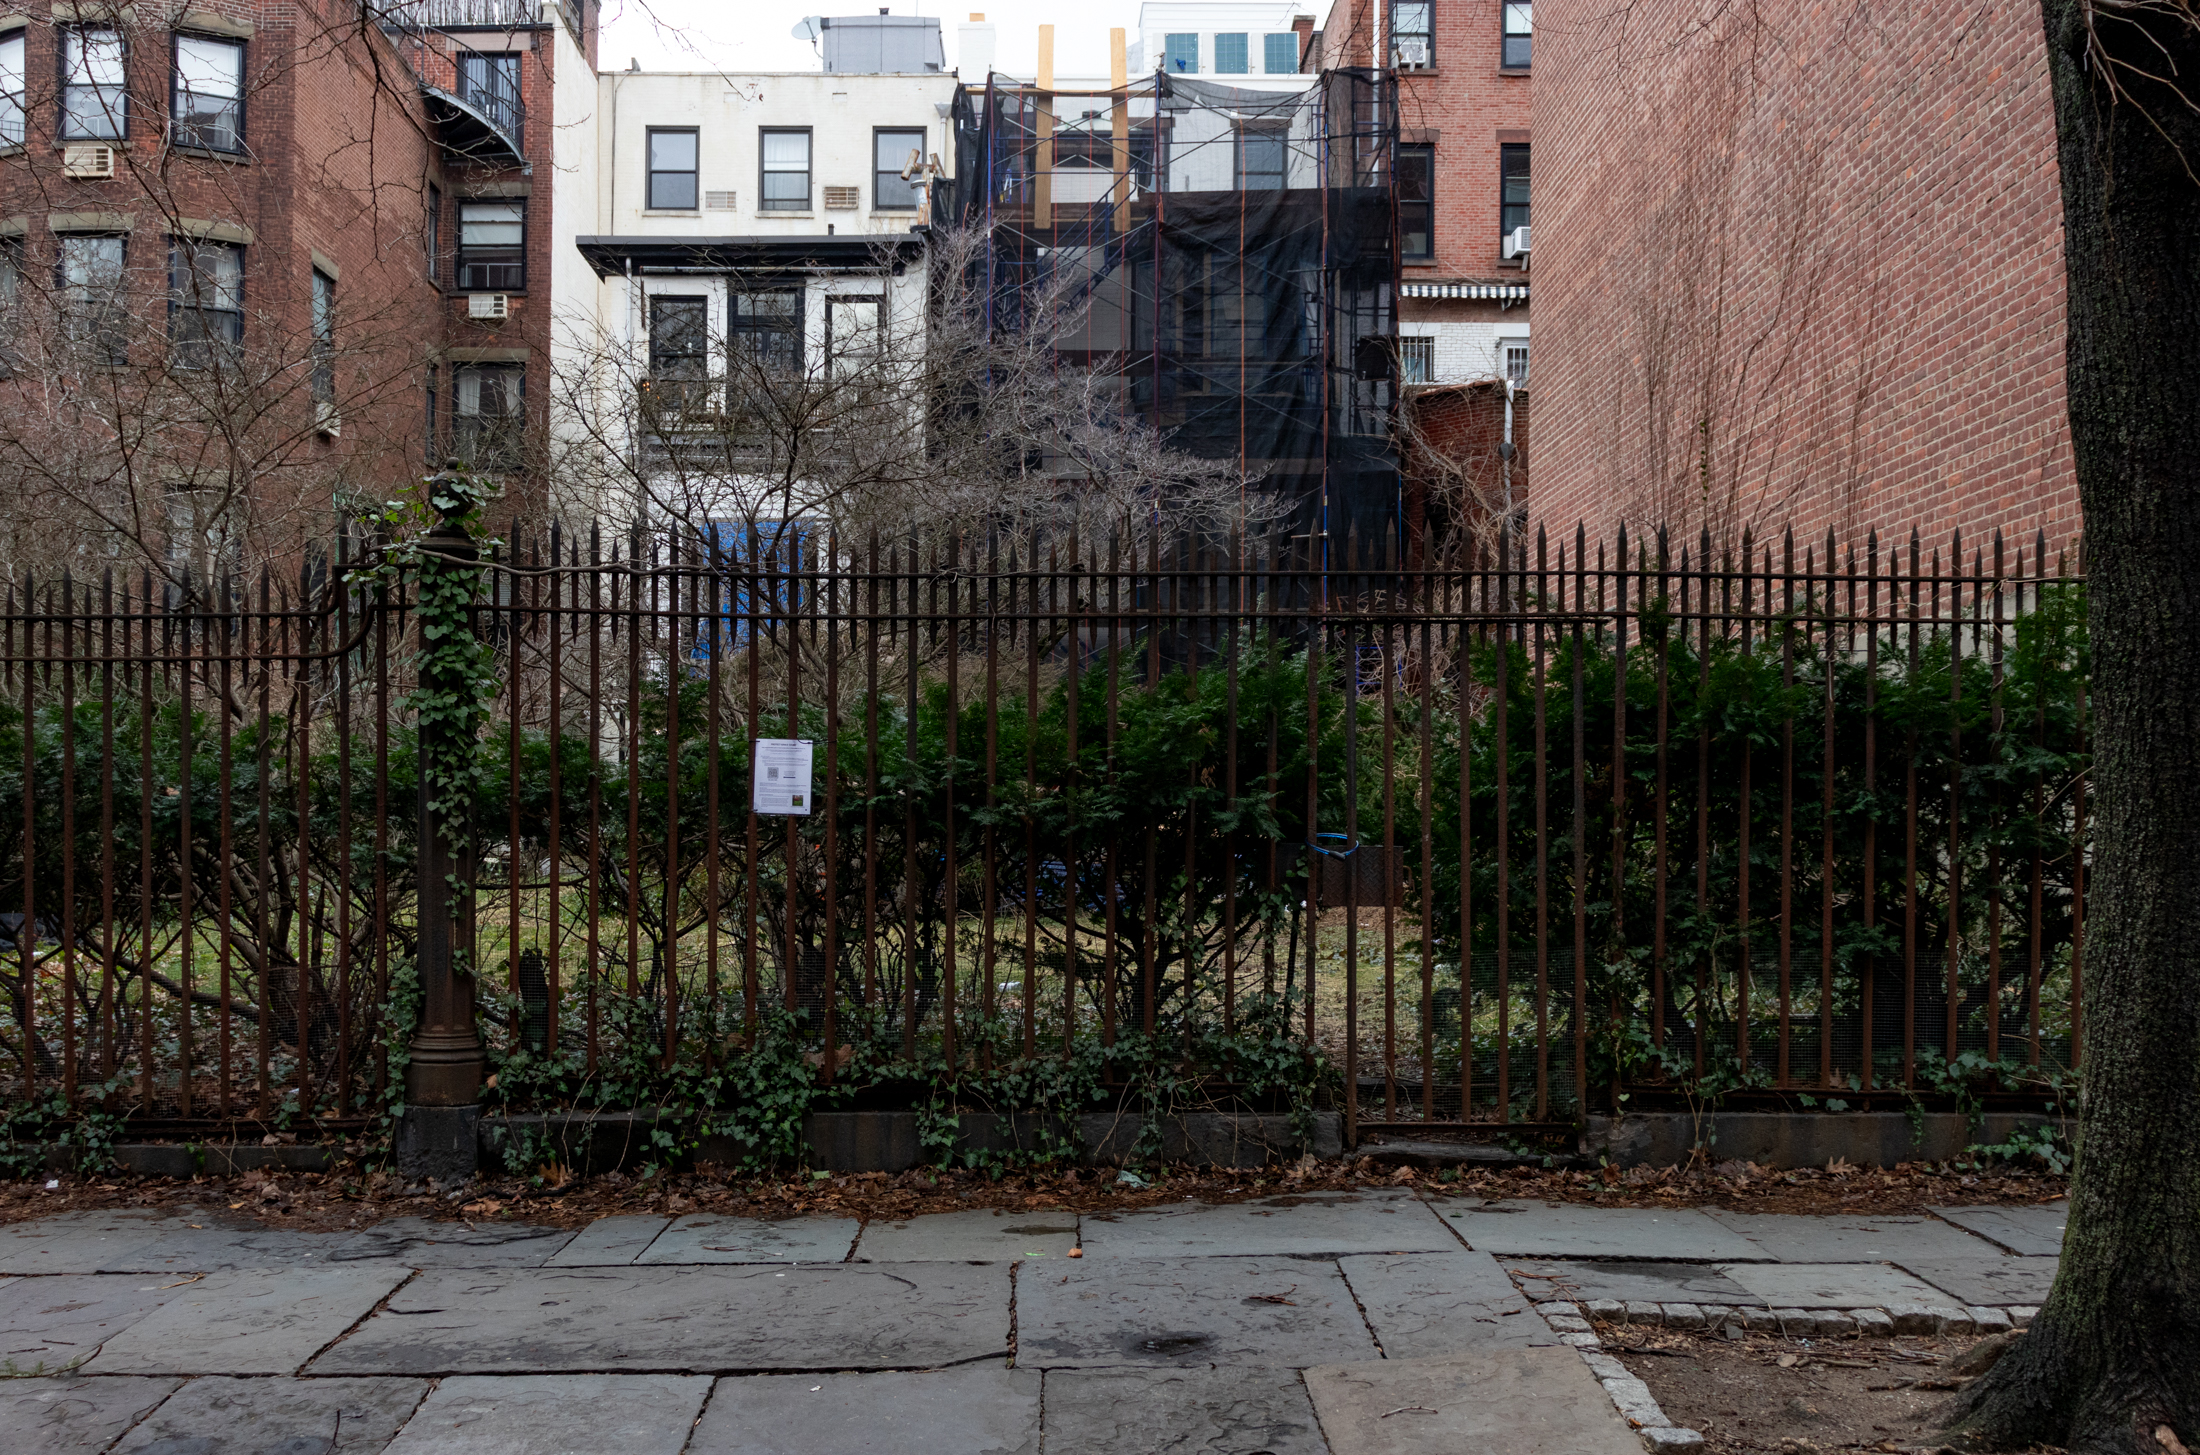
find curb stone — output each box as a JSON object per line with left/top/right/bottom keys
{"left": 1538, "top": 1303, "right": 1706, "bottom": 1451}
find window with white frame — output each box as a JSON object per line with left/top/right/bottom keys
{"left": 60, "top": 233, "right": 128, "bottom": 364}
{"left": 169, "top": 238, "right": 245, "bottom": 368}
{"left": 173, "top": 33, "right": 245, "bottom": 151}
{"left": 454, "top": 363, "right": 524, "bottom": 467}
{"left": 1390, "top": 3, "right": 1433, "bottom": 68}
{"left": 1263, "top": 32, "right": 1299, "bottom": 74}
{"left": 1163, "top": 33, "right": 1198, "bottom": 72}
{"left": 1399, "top": 337, "right": 1433, "bottom": 384}
{"left": 0, "top": 32, "right": 25, "bottom": 147}
{"left": 1501, "top": 339, "right": 1529, "bottom": 385}
{"left": 457, "top": 201, "right": 524, "bottom": 290}
{"left": 62, "top": 28, "right": 127, "bottom": 140}
{"left": 760, "top": 129, "right": 811, "bottom": 211}
{"left": 1214, "top": 33, "right": 1248, "bottom": 72}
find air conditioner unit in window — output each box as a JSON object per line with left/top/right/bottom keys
{"left": 315, "top": 400, "right": 341, "bottom": 438}
{"left": 824, "top": 186, "right": 860, "bottom": 210}
{"left": 1502, "top": 224, "right": 1532, "bottom": 259}
{"left": 468, "top": 293, "right": 511, "bottom": 320}
{"left": 62, "top": 144, "right": 116, "bottom": 179}
{"left": 1394, "top": 38, "right": 1431, "bottom": 69}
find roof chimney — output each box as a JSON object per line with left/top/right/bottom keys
{"left": 957, "top": 13, "right": 996, "bottom": 76}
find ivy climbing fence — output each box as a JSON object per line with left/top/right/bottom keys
{"left": 0, "top": 519, "right": 2089, "bottom": 1145}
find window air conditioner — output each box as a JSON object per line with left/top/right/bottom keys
{"left": 469, "top": 293, "right": 511, "bottom": 320}
{"left": 1502, "top": 224, "right": 1532, "bottom": 260}
{"left": 1394, "top": 38, "right": 1431, "bottom": 69}
{"left": 315, "top": 400, "right": 342, "bottom": 438}
{"left": 824, "top": 186, "right": 860, "bottom": 210}
{"left": 63, "top": 144, "right": 116, "bottom": 179}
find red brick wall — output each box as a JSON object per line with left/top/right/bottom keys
{"left": 1532, "top": 0, "right": 2079, "bottom": 553}
{"left": 1404, "top": 379, "right": 1526, "bottom": 554}
{"left": 0, "top": 3, "right": 443, "bottom": 549}
{"left": 1322, "top": 0, "right": 1532, "bottom": 379}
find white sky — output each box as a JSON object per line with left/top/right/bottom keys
{"left": 598, "top": 0, "right": 1329, "bottom": 79}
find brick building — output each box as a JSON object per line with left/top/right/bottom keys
{"left": 1531, "top": 0, "right": 2079, "bottom": 549}
{"left": 0, "top": 0, "right": 593, "bottom": 578}
{"left": 1313, "top": 0, "right": 1531, "bottom": 390}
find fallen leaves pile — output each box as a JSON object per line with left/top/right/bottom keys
{"left": 0, "top": 1152, "right": 2066, "bottom": 1231}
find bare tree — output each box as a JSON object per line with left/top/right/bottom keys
{"left": 0, "top": 2, "right": 452, "bottom": 588}
{"left": 546, "top": 223, "right": 1266, "bottom": 544}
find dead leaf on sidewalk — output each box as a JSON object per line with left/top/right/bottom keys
{"left": 1247, "top": 1285, "right": 1299, "bottom": 1305}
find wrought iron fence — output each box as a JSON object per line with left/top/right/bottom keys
{"left": 0, "top": 519, "right": 2089, "bottom": 1139}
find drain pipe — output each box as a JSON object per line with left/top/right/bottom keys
{"left": 1499, "top": 374, "right": 1518, "bottom": 522}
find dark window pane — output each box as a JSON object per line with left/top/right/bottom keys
{"left": 649, "top": 129, "right": 698, "bottom": 209}
{"left": 1397, "top": 144, "right": 1433, "bottom": 258}
{"left": 1503, "top": 1, "right": 1533, "bottom": 67}
{"left": 874, "top": 128, "right": 925, "bottom": 210}
{"left": 1500, "top": 144, "right": 1531, "bottom": 238}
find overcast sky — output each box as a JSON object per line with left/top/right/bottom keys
{"left": 598, "top": 0, "right": 1330, "bottom": 79}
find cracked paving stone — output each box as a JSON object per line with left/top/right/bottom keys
{"left": 111, "top": 1375, "right": 428, "bottom": 1453}
{"left": 1040, "top": 1367, "right": 1327, "bottom": 1455}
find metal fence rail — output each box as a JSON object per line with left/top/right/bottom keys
{"left": 0, "top": 520, "right": 2088, "bottom": 1138}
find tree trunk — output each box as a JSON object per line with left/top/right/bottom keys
{"left": 1945, "top": 4, "right": 2200, "bottom": 1451}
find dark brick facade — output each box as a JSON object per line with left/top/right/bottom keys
{"left": 1532, "top": 0, "right": 2079, "bottom": 550}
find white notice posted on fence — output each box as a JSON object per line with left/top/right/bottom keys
{"left": 751, "top": 738, "right": 815, "bottom": 816}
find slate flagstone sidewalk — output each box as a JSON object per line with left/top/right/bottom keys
{"left": 0, "top": 1189, "right": 2066, "bottom": 1453}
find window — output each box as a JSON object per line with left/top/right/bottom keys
{"left": 456, "top": 52, "right": 522, "bottom": 144}
{"left": 1163, "top": 33, "right": 1198, "bottom": 73}
{"left": 0, "top": 239, "right": 21, "bottom": 370}
{"left": 1397, "top": 144, "right": 1433, "bottom": 258}
{"left": 1390, "top": 2, "right": 1433, "bottom": 67}
{"left": 1235, "top": 125, "right": 1286, "bottom": 191}
{"left": 426, "top": 182, "right": 442, "bottom": 282}
{"left": 173, "top": 33, "right": 244, "bottom": 151}
{"left": 0, "top": 32, "right": 24, "bottom": 147}
{"left": 457, "top": 200, "right": 524, "bottom": 290}
{"left": 59, "top": 234, "right": 127, "bottom": 365}
{"left": 1263, "top": 32, "right": 1299, "bottom": 74}
{"left": 62, "top": 28, "right": 127, "bottom": 140}
{"left": 311, "top": 268, "right": 335, "bottom": 402}
{"left": 168, "top": 239, "right": 244, "bottom": 368}
{"left": 1503, "top": 1, "right": 1533, "bottom": 68}
{"left": 873, "top": 128, "right": 925, "bottom": 210}
{"left": 728, "top": 289, "right": 802, "bottom": 376}
{"left": 1214, "top": 33, "right": 1248, "bottom": 73}
{"left": 1502, "top": 339, "right": 1529, "bottom": 385}
{"left": 647, "top": 294, "right": 712, "bottom": 418}
{"left": 825, "top": 294, "right": 882, "bottom": 378}
{"left": 453, "top": 363, "right": 523, "bottom": 468}
{"left": 760, "top": 129, "right": 811, "bottom": 211}
{"left": 1500, "top": 143, "right": 1531, "bottom": 240}
{"left": 1399, "top": 337, "right": 1433, "bottom": 384}
{"left": 647, "top": 127, "right": 698, "bottom": 210}
{"left": 425, "top": 362, "right": 439, "bottom": 464}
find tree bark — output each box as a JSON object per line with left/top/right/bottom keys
{"left": 1945, "top": 4, "right": 2200, "bottom": 1451}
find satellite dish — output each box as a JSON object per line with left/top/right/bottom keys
{"left": 791, "top": 16, "right": 824, "bottom": 40}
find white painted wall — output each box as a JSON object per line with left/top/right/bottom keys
{"left": 1400, "top": 317, "right": 1532, "bottom": 386}
{"left": 593, "top": 70, "right": 961, "bottom": 235}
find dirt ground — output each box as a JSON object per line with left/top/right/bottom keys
{"left": 0, "top": 1154, "right": 2067, "bottom": 1231}
{"left": 1613, "top": 1323, "right": 2060, "bottom": 1455}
